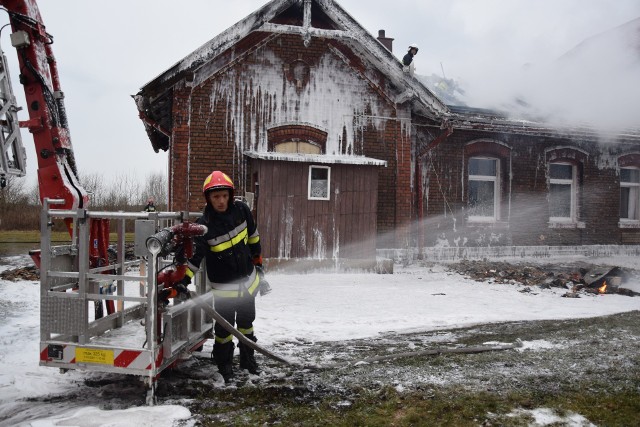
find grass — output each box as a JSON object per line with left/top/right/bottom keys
{"left": 0, "top": 230, "right": 69, "bottom": 243}
{"left": 189, "top": 383, "right": 640, "bottom": 426}
{"left": 0, "top": 230, "right": 134, "bottom": 243}
{"left": 170, "top": 311, "right": 640, "bottom": 426}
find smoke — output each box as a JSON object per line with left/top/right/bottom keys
{"left": 461, "top": 18, "right": 640, "bottom": 133}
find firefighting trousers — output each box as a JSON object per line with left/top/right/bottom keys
{"left": 213, "top": 292, "right": 257, "bottom": 347}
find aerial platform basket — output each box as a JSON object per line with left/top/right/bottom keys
{"left": 37, "top": 199, "right": 211, "bottom": 403}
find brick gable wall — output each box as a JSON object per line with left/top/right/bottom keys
{"left": 168, "top": 33, "right": 416, "bottom": 247}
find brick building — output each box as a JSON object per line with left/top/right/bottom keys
{"left": 135, "top": 0, "right": 640, "bottom": 260}
{"left": 419, "top": 107, "right": 640, "bottom": 248}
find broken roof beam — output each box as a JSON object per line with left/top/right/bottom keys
{"left": 303, "top": 0, "right": 311, "bottom": 30}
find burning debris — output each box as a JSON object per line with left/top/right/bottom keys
{"left": 448, "top": 260, "right": 639, "bottom": 297}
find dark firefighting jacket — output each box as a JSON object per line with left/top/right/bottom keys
{"left": 186, "top": 201, "right": 261, "bottom": 297}
{"left": 402, "top": 52, "right": 414, "bottom": 66}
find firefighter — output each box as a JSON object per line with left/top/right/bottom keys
{"left": 402, "top": 43, "right": 419, "bottom": 66}
{"left": 177, "top": 170, "right": 264, "bottom": 383}
{"left": 144, "top": 197, "right": 156, "bottom": 212}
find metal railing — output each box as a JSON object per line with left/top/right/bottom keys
{"left": 38, "top": 199, "right": 211, "bottom": 395}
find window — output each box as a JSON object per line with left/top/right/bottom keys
{"left": 308, "top": 166, "right": 330, "bottom": 200}
{"left": 468, "top": 157, "right": 499, "bottom": 221}
{"left": 274, "top": 141, "right": 321, "bottom": 154}
{"left": 620, "top": 167, "right": 640, "bottom": 221}
{"left": 549, "top": 163, "right": 576, "bottom": 222}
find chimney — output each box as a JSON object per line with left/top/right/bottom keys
{"left": 377, "top": 29, "right": 394, "bottom": 52}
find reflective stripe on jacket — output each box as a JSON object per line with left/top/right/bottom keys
{"left": 208, "top": 221, "right": 248, "bottom": 253}
{"left": 210, "top": 268, "right": 260, "bottom": 298}
{"left": 187, "top": 200, "right": 261, "bottom": 295}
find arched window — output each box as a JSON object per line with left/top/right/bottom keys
{"left": 548, "top": 162, "right": 577, "bottom": 222}
{"left": 619, "top": 153, "right": 640, "bottom": 225}
{"left": 267, "top": 124, "right": 327, "bottom": 154}
{"left": 274, "top": 141, "right": 322, "bottom": 154}
{"left": 620, "top": 167, "right": 639, "bottom": 221}
{"left": 545, "top": 147, "right": 587, "bottom": 227}
{"left": 464, "top": 139, "right": 511, "bottom": 223}
{"left": 468, "top": 157, "right": 500, "bottom": 221}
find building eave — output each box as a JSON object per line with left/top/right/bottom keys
{"left": 245, "top": 151, "right": 387, "bottom": 166}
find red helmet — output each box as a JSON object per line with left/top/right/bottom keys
{"left": 203, "top": 171, "right": 234, "bottom": 196}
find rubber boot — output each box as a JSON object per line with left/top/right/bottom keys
{"left": 239, "top": 334, "right": 260, "bottom": 375}
{"left": 214, "top": 341, "right": 235, "bottom": 383}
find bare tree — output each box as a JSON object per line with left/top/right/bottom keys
{"left": 0, "top": 175, "right": 38, "bottom": 230}
{"left": 0, "top": 170, "right": 168, "bottom": 230}
{"left": 79, "top": 171, "right": 106, "bottom": 207}
{"left": 28, "top": 181, "right": 40, "bottom": 205}
{"left": 0, "top": 175, "right": 28, "bottom": 205}
{"left": 79, "top": 170, "right": 167, "bottom": 211}
{"left": 141, "top": 171, "right": 168, "bottom": 209}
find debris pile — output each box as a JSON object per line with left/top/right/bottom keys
{"left": 0, "top": 265, "right": 39, "bottom": 281}
{"left": 448, "top": 260, "right": 639, "bottom": 297}
{"left": 451, "top": 261, "right": 557, "bottom": 287}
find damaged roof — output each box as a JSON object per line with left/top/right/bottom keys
{"left": 134, "top": 0, "right": 449, "bottom": 152}
{"left": 447, "top": 105, "right": 640, "bottom": 143}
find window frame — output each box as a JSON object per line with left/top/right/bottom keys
{"left": 467, "top": 156, "right": 500, "bottom": 223}
{"left": 548, "top": 162, "right": 577, "bottom": 223}
{"left": 308, "top": 165, "right": 331, "bottom": 201}
{"left": 620, "top": 166, "right": 640, "bottom": 223}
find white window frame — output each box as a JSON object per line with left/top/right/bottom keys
{"left": 620, "top": 166, "right": 640, "bottom": 223}
{"left": 308, "top": 165, "right": 331, "bottom": 201}
{"left": 468, "top": 157, "right": 500, "bottom": 223}
{"left": 549, "top": 162, "right": 577, "bottom": 223}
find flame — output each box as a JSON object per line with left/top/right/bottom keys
{"left": 598, "top": 281, "right": 607, "bottom": 294}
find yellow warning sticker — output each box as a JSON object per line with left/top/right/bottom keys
{"left": 76, "top": 348, "right": 114, "bottom": 365}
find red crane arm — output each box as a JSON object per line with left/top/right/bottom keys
{"left": 1, "top": 0, "right": 87, "bottom": 223}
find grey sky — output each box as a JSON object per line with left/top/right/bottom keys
{"left": 2, "top": 0, "right": 638, "bottom": 187}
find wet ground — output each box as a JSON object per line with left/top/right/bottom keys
{"left": 5, "top": 310, "right": 637, "bottom": 426}
{"left": 119, "top": 311, "right": 640, "bottom": 425}
{"left": 1, "top": 257, "right": 639, "bottom": 426}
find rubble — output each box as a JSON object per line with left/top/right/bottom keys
{"left": 0, "top": 244, "right": 137, "bottom": 283}
{"left": 0, "top": 265, "right": 39, "bottom": 281}
{"left": 447, "top": 260, "right": 639, "bottom": 297}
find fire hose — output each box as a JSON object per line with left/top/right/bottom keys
{"left": 147, "top": 226, "right": 522, "bottom": 371}
{"left": 190, "top": 295, "right": 297, "bottom": 366}
{"left": 191, "top": 294, "right": 522, "bottom": 370}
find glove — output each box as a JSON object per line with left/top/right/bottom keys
{"left": 174, "top": 282, "right": 191, "bottom": 300}
{"left": 255, "top": 265, "right": 272, "bottom": 296}
{"left": 173, "top": 275, "right": 191, "bottom": 301}
{"left": 158, "top": 287, "right": 173, "bottom": 305}
{"left": 158, "top": 277, "right": 191, "bottom": 302}
{"left": 174, "top": 283, "right": 191, "bottom": 300}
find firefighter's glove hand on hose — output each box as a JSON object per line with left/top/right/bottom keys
{"left": 255, "top": 265, "right": 272, "bottom": 296}
{"left": 158, "top": 287, "right": 172, "bottom": 305}
{"left": 175, "top": 282, "right": 190, "bottom": 299}
{"left": 158, "top": 277, "right": 191, "bottom": 303}
{"left": 174, "top": 276, "right": 191, "bottom": 300}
